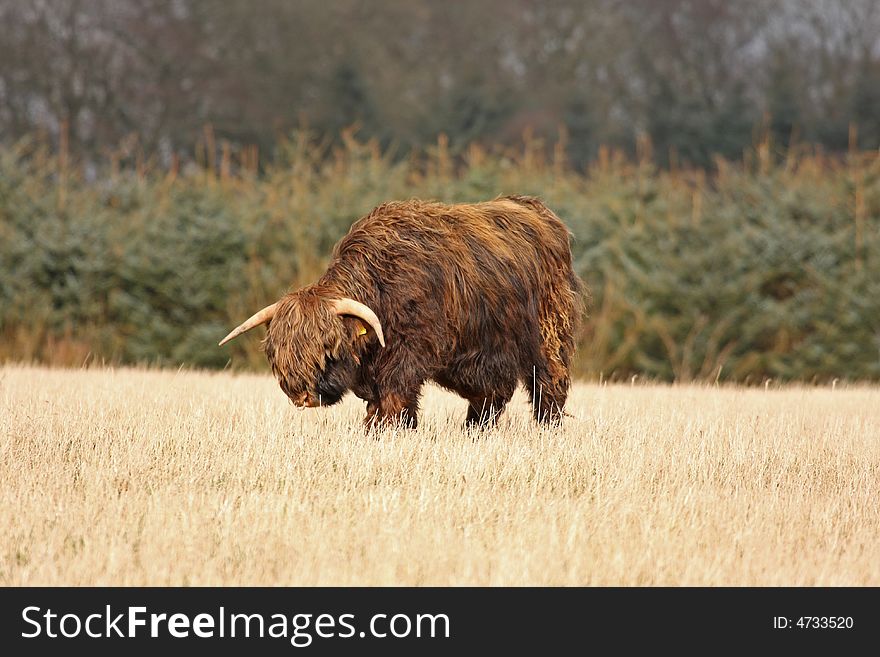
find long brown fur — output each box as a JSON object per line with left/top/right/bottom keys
{"left": 259, "top": 195, "right": 586, "bottom": 428}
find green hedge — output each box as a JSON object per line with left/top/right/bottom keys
{"left": 1, "top": 137, "right": 878, "bottom": 381}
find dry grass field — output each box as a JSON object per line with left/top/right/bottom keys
{"left": 1, "top": 364, "right": 879, "bottom": 586}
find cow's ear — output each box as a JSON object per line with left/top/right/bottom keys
{"left": 349, "top": 318, "right": 369, "bottom": 340}
{"left": 342, "top": 316, "right": 376, "bottom": 347}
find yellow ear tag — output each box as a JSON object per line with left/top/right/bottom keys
{"left": 358, "top": 326, "right": 367, "bottom": 336}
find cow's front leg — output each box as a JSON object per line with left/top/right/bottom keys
{"left": 364, "top": 390, "right": 421, "bottom": 429}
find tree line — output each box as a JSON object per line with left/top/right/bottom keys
{"left": 2, "top": 134, "right": 878, "bottom": 381}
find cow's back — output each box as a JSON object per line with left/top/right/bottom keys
{"left": 328, "top": 197, "right": 578, "bottom": 363}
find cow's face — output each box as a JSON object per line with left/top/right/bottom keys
{"left": 263, "top": 291, "right": 367, "bottom": 408}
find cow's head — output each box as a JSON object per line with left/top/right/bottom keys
{"left": 219, "top": 289, "right": 385, "bottom": 407}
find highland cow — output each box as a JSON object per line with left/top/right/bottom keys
{"left": 220, "top": 196, "right": 585, "bottom": 428}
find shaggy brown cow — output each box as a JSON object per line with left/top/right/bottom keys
{"left": 220, "top": 196, "right": 585, "bottom": 428}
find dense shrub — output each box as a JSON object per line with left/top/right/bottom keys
{"left": 1, "top": 136, "right": 878, "bottom": 381}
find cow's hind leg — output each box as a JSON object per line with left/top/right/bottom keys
{"left": 525, "top": 363, "right": 570, "bottom": 425}
{"left": 525, "top": 296, "right": 576, "bottom": 425}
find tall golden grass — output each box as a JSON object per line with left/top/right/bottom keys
{"left": 2, "top": 365, "right": 878, "bottom": 585}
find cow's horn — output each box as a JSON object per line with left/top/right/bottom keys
{"left": 218, "top": 302, "right": 279, "bottom": 346}
{"left": 333, "top": 298, "right": 386, "bottom": 347}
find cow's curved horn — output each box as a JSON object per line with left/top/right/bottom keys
{"left": 333, "top": 298, "right": 385, "bottom": 347}
{"left": 218, "top": 302, "right": 279, "bottom": 346}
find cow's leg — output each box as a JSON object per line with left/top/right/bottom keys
{"left": 364, "top": 388, "right": 422, "bottom": 429}
{"left": 524, "top": 306, "right": 575, "bottom": 425}
{"left": 465, "top": 380, "right": 516, "bottom": 428}
{"left": 524, "top": 363, "right": 569, "bottom": 425}
{"left": 365, "top": 346, "right": 433, "bottom": 430}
